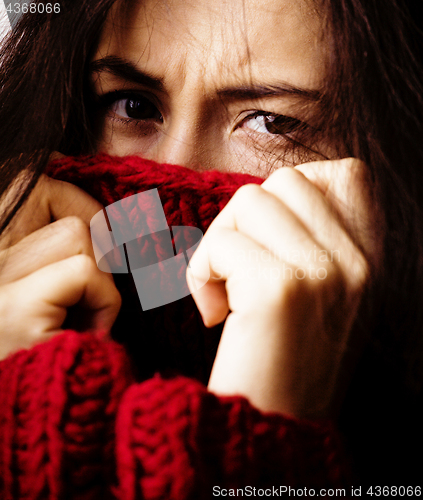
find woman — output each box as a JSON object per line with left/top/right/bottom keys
{"left": 0, "top": 0, "right": 422, "bottom": 492}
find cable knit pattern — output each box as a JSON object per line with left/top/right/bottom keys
{"left": 0, "top": 155, "right": 351, "bottom": 498}
{"left": 48, "top": 154, "right": 264, "bottom": 384}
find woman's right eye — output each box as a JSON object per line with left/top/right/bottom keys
{"left": 101, "top": 92, "right": 163, "bottom": 122}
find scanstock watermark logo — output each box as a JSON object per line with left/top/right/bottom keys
{"left": 90, "top": 189, "right": 208, "bottom": 311}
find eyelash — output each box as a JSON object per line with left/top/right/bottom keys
{"left": 97, "top": 90, "right": 310, "bottom": 152}
{"left": 98, "top": 90, "right": 163, "bottom": 123}
{"left": 239, "top": 112, "right": 304, "bottom": 138}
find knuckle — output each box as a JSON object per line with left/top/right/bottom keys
{"left": 111, "top": 287, "right": 122, "bottom": 309}
{"left": 268, "top": 165, "right": 301, "bottom": 185}
{"left": 59, "top": 215, "right": 88, "bottom": 235}
{"left": 349, "top": 251, "right": 369, "bottom": 291}
{"left": 232, "top": 183, "right": 263, "bottom": 205}
{"left": 69, "top": 253, "right": 97, "bottom": 275}
{"left": 54, "top": 216, "right": 91, "bottom": 250}
{"left": 345, "top": 157, "right": 365, "bottom": 168}
{"left": 339, "top": 157, "right": 368, "bottom": 182}
{"left": 68, "top": 254, "right": 119, "bottom": 297}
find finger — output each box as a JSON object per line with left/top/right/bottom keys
{"left": 295, "top": 158, "right": 383, "bottom": 267}
{"left": 0, "top": 282, "right": 63, "bottom": 359}
{"left": 198, "top": 183, "right": 321, "bottom": 266}
{"left": 46, "top": 176, "right": 104, "bottom": 226}
{"left": 187, "top": 274, "right": 228, "bottom": 327}
{"left": 15, "top": 254, "right": 121, "bottom": 332}
{"left": 260, "top": 166, "right": 367, "bottom": 284}
{"left": 294, "top": 157, "right": 365, "bottom": 203}
{"left": 188, "top": 226, "right": 307, "bottom": 327}
{"left": 187, "top": 183, "right": 323, "bottom": 326}
{"left": 0, "top": 216, "right": 100, "bottom": 285}
{"left": 1, "top": 175, "right": 104, "bottom": 249}
{"left": 0, "top": 254, "right": 121, "bottom": 360}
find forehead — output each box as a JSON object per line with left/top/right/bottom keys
{"left": 95, "top": 0, "right": 325, "bottom": 90}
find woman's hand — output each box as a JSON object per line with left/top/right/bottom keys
{"left": 0, "top": 173, "right": 121, "bottom": 361}
{"left": 187, "top": 158, "right": 382, "bottom": 419}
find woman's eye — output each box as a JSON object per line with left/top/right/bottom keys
{"left": 243, "top": 114, "right": 302, "bottom": 136}
{"left": 107, "top": 93, "right": 162, "bottom": 121}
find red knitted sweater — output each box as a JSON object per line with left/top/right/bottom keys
{"left": 0, "top": 155, "right": 351, "bottom": 499}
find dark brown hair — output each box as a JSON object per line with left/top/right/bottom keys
{"left": 0, "top": 0, "right": 116, "bottom": 230}
{"left": 1, "top": 0, "right": 423, "bottom": 483}
{"left": 317, "top": 0, "right": 423, "bottom": 482}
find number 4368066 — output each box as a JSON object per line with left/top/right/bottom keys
{"left": 6, "top": 3, "right": 61, "bottom": 14}
{"left": 366, "top": 486, "right": 421, "bottom": 497}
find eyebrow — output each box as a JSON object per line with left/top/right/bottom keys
{"left": 91, "top": 56, "right": 164, "bottom": 91}
{"left": 90, "top": 55, "right": 321, "bottom": 102}
{"left": 217, "top": 85, "right": 321, "bottom": 102}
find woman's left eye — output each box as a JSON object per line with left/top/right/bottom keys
{"left": 242, "top": 113, "right": 302, "bottom": 136}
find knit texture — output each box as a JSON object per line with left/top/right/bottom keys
{"left": 49, "top": 154, "right": 264, "bottom": 383}
{"left": 0, "top": 155, "right": 351, "bottom": 499}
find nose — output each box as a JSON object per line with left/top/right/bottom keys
{"left": 154, "top": 128, "right": 203, "bottom": 170}
{"left": 148, "top": 106, "right": 219, "bottom": 171}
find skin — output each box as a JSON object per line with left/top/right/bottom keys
{"left": 0, "top": 0, "right": 380, "bottom": 418}
{"left": 92, "top": 0, "right": 330, "bottom": 174}
{"left": 0, "top": 174, "right": 121, "bottom": 357}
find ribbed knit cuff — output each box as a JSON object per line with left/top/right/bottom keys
{"left": 114, "top": 376, "right": 351, "bottom": 500}
{"left": 0, "top": 331, "right": 351, "bottom": 500}
{"left": 0, "top": 331, "right": 133, "bottom": 500}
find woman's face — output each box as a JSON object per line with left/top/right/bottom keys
{"left": 91, "top": 0, "right": 329, "bottom": 177}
